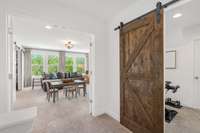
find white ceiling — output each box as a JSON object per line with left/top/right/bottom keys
{"left": 166, "top": 0, "right": 200, "bottom": 30}
{"left": 55, "top": 0, "right": 137, "bottom": 20}
{"left": 13, "top": 16, "right": 91, "bottom": 53}
{"left": 13, "top": 0, "right": 137, "bottom": 53}
{"left": 165, "top": 0, "right": 200, "bottom": 48}
{"left": 15, "top": 0, "right": 200, "bottom": 52}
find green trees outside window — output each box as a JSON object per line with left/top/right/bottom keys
{"left": 32, "top": 54, "right": 43, "bottom": 76}
{"left": 48, "top": 55, "right": 59, "bottom": 73}
{"left": 76, "top": 57, "right": 85, "bottom": 73}
{"left": 65, "top": 55, "right": 86, "bottom": 74}
{"left": 65, "top": 56, "right": 74, "bottom": 72}
{"left": 31, "top": 52, "right": 86, "bottom": 76}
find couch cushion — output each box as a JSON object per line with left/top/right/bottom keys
{"left": 49, "top": 73, "right": 57, "bottom": 79}
{"left": 57, "top": 72, "right": 65, "bottom": 79}
{"left": 65, "top": 72, "right": 70, "bottom": 78}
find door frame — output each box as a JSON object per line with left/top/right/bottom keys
{"left": 193, "top": 39, "right": 200, "bottom": 109}
{"left": 4, "top": 9, "right": 96, "bottom": 116}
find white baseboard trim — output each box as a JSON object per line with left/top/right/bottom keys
{"left": 107, "top": 111, "right": 120, "bottom": 121}
{"left": 181, "top": 103, "right": 195, "bottom": 109}
{"left": 92, "top": 108, "right": 105, "bottom": 117}
{"left": 183, "top": 104, "right": 200, "bottom": 110}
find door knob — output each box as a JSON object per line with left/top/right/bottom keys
{"left": 194, "top": 76, "right": 199, "bottom": 80}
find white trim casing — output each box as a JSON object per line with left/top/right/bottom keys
{"left": 0, "top": 8, "right": 11, "bottom": 114}
{"left": 0, "top": 2, "right": 105, "bottom": 117}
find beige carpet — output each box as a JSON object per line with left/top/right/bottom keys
{"left": 165, "top": 106, "right": 200, "bottom": 133}
{"left": 14, "top": 87, "right": 131, "bottom": 133}
{"left": 15, "top": 87, "right": 200, "bottom": 133}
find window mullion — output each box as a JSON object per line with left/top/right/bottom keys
{"left": 44, "top": 54, "right": 48, "bottom": 73}
{"left": 73, "top": 54, "right": 77, "bottom": 72}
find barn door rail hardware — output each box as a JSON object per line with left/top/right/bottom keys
{"left": 114, "top": 0, "right": 180, "bottom": 31}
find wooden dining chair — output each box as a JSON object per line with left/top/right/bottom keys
{"left": 45, "top": 82, "right": 59, "bottom": 102}
{"left": 76, "top": 84, "right": 85, "bottom": 96}
{"left": 64, "top": 85, "right": 78, "bottom": 99}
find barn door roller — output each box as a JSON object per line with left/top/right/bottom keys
{"left": 114, "top": 0, "right": 180, "bottom": 31}
{"left": 156, "top": 2, "right": 162, "bottom": 24}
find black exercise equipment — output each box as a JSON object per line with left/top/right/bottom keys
{"left": 165, "top": 81, "right": 182, "bottom": 123}
{"left": 165, "top": 98, "right": 182, "bottom": 109}
{"left": 165, "top": 108, "right": 177, "bottom": 123}
{"left": 165, "top": 81, "right": 180, "bottom": 93}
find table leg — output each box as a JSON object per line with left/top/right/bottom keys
{"left": 53, "top": 87, "right": 56, "bottom": 103}
{"left": 83, "top": 83, "right": 86, "bottom": 96}
{"left": 75, "top": 86, "right": 78, "bottom": 98}
{"left": 32, "top": 78, "right": 34, "bottom": 90}
{"left": 65, "top": 88, "right": 68, "bottom": 98}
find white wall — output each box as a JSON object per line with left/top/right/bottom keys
{"left": 107, "top": 0, "right": 172, "bottom": 121}
{"left": 0, "top": 0, "right": 109, "bottom": 116}
{"left": 165, "top": 44, "right": 194, "bottom": 107}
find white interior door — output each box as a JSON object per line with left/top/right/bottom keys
{"left": 194, "top": 40, "right": 200, "bottom": 108}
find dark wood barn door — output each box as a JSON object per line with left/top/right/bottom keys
{"left": 120, "top": 10, "right": 164, "bottom": 133}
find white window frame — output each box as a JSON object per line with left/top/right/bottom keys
{"left": 65, "top": 52, "right": 87, "bottom": 73}
{"left": 47, "top": 54, "right": 59, "bottom": 73}
{"left": 31, "top": 50, "right": 88, "bottom": 75}
{"left": 31, "top": 50, "right": 59, "bottom": 75}
{"left": 31, "top": 53, "right": 44, "bottom": 77}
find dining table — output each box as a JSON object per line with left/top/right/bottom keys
{"left": 50, "top": 80, "right": 86, "bottom": 103}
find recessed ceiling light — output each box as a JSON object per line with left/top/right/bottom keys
{"left": 173, "top": 13, "right": 182, "bottom": 18}
{"left": 45, "top": 25, "right": 52, "bottom": 29}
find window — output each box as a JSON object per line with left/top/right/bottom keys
{"left": 65, "top": 56, "right": 74, "bottom": 72}
{"left": 31, "top": 51, "right": 87, "bottom": 76}
{"left": 48, "top": 55, "right": 59, "bottom": 73}
{"left": 65, "top": 53, "right": 86, "bottom": 74}
{"left": 32, "top": 54, "right": 43, "bottom": 76}
{"left": 76, "top": 57, "right": 85, "bottom": 73}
